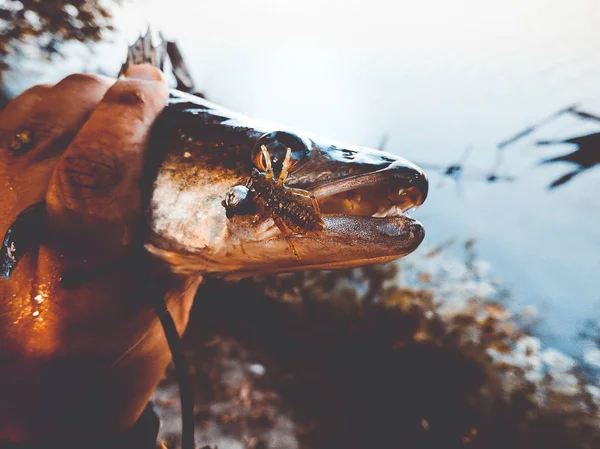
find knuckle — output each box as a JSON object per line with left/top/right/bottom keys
{"left": 0, "top": 84, "right": 52, "bottom": 125}
{"left": 103, "top": 82, "right": 148, "bottom": 107}
{"left": 5, "top": 85, "right": 53, "bottom": 113}
{"left": 59, "top": 151, "right": 119, "bottom": 198}
{"left": 22, "top": 84, "right": 54, "bottom": 99}
{"left": 56, "top": 73, "right": 111, "bottom": 90}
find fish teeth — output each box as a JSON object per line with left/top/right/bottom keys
{"left": 371, "top": 205, "right": 402, "bottom": 218}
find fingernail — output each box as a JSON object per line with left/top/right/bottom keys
{"left": 124, "top": 64, "right": 165, "bottom": 82}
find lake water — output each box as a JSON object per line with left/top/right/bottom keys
{"left": 5, "top": 0, "right": 600, "bottom": 357}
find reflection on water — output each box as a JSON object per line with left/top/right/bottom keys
{"left": 538, "top": 130, "right": 600, "bottom": 188}
{"left": 417, "top": 104, "right": 600, "bottom": 190}
{"left": 415, "top": 147, "right": 515, "bottom": 198}
{"left": 497, "top": 105, "right": 600, "bottom": 188}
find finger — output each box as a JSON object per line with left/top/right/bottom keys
{"left": 0, "top": 76, "right": 114, "bottom": 236}
{"left": 46, "top": 65, "right": 168, "bottom": 262}
{"left": 0, "top": 75, "right": 113, "bottom": 163}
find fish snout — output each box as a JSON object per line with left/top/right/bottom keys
{"left": 385, "top": 159, "right": 429, "bottom": 207}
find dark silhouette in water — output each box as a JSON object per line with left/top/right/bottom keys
{"left": 500, "top": 106, "right": 600, "bottom": 188}
{"left": 497, "top": 106, "right": 578, "bottom": 150}
{"left": 378, "top": 137, "right": 514, "bottom": 197}
{"left": 417, "top": 159, "right": 514, "bottom": 198}
{"left": 419, "top": 159, "right": 514, "bottom": 191}
{"left": 536, "top": 133, "right": 600, "bottom": 188}
{"left": 407, "top": 103, "right": 600, "bottom": 191}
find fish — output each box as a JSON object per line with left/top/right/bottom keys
{"left": 120, "top": 36, "right": 429, "bottom": 279}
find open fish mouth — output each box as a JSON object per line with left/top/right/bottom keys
{"left": 315, "top": 159, "right": 427, "bottom": 218}
{"left": 300, "top": 158, "right": 427, "bottom": 254}
{"left": 242, "top": 158, "right": 429, "bottom": 272}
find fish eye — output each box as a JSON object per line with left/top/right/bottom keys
{"left": 251, "top": 131, "right": 310, "bottom": 175}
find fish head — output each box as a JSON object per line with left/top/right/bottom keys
{"left": 146, "top": 91, "right": 428, "bottom": 278}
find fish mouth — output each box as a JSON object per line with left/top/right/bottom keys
{"left": 311, "top": 158, "right": 427, "bottom": 252}
{"left": 253, "top": 158, "right": 429, "bottom": 272}
{"left": 314, "top": 159, "right": 428, "bottom": 219}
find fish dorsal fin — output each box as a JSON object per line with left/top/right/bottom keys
{"left": 119, "top": 28, "right": 195, "bottom": 94}
{"left": 119, "top": 28, "right": 166, "bottom": 73}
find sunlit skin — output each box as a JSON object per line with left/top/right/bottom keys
{"left": 0, "top": 65, "right": 202, "bottom": 442}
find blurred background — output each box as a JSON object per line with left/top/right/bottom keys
{"left": 2, "top": 1, "right": 600, "bottom": 448}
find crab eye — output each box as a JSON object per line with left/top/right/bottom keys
{"left": 222, "top": 185, "right": 255, "bottom": 218}
{"left": 251, "top": 131, "right": 310, "bottom": 175}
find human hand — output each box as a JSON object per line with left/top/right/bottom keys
{"left": 0, "top": 65, "right": 201, "bottom": 443}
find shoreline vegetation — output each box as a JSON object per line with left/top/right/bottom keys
{"left": 0, "top": 0, "right": 115, "bottom": 71}
{"left": 156, "top": 242, "right": 600, "bottom": 449}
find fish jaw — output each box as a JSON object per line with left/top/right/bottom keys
{"left": 145, "top": 91, "right": 428, "bottom": 276}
